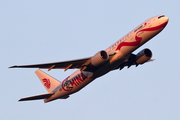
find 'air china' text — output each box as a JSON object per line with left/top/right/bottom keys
{"left": 62, "top": 73, "right": 87, "bottom": 91}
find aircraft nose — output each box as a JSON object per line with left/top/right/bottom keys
{"left": 163, "top": 16, "right": 169, "bottom": 23}
{"left": 158, "top": 15, "right": 169, "bottom": 23}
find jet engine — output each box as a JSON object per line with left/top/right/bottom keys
{"left": 91, "top": 50, "right": 109, "bottom": 67}
{"left": 135, "top": 49, "right": 152, "bottom": 64}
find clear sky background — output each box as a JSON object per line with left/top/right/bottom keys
{"left": 1, "top": 0, "right": 180, "bottom": 120}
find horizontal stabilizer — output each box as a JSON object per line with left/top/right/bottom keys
{"left": 19, "top": 92, "right": 54, "bottom": 102}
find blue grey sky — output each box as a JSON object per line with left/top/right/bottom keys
{"left": 1, "top": 0, "right": 180, "bottom": 120}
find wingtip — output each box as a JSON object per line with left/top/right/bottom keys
{"left": 9, "top": 65, "right": 17, "bottom": 68}
{"left": 18, "top": 98, "right": 23, "bottom": 102}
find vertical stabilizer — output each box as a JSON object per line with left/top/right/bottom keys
{"left": 35, "top": 69, "right": 61, "bottom": 93}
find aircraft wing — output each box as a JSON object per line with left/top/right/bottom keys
{"left": 9, "top": 57, "right": 92, "bottom": 71}
{"left": 115, "top": 54, "right": 154, "bottom": 70}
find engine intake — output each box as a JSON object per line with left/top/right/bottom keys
{"left": 136, "top": 49, "right": 152, "bottom": 64}
{"left": 91, "top": 50, "right": 109, "bottom": 67}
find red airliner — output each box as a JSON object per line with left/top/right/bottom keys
{"left": 10, "top": 15, "right": 169, "bottom": 103}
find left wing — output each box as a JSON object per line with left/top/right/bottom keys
{"left": 9, "top": 57, "right": 92, "bottom": 71}
{"left": 9, "top": 51, "right": 117, "bottom": 72}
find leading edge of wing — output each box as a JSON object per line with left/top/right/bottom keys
{"left": 9, "top": 57, "right": 91, "bottom": 69}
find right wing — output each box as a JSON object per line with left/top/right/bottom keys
{"left": 115, "top": 54, "right": 154, "bottom": 70}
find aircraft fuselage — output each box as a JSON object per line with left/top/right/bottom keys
{"left": 44, "top": 15, "right": 169, "bottom": 103}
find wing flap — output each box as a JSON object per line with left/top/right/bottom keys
{"left": 19, "top": 92, "right": 54, "bottom": 101}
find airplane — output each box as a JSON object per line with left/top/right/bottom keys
{"left": 9, "top": 15, "right": 169, "bottom": 103}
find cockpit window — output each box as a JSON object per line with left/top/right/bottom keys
{"left": 158, "top": 15, "right": 165, "bottom": 19}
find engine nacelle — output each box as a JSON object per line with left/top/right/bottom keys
{"left": 136, "top": 49, "right": 152, "bottom": 64}
{"left": 91, "top": 50, "right": 109, "bottom": 67}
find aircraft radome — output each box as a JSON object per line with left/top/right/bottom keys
{"left": 9, "top": 15, "right": 169, "bottom": 103}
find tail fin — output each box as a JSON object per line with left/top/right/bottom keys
{"left": 35, "top": 69, "right": 61, "bottom": 93}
